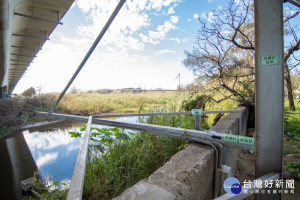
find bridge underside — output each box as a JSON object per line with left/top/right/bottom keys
{"left": 0, "top": 0, "right": 74, "bottom": 95}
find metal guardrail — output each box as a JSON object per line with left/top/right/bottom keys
{"left": 33, "top": 111, "right": 254, "bottom": 152}
{"left": 92, "top": 110, "right": 242, "bottom": 118}
{"left": 67, "top": 116, "right": 92, "bottom": 200}
{"left": 93, "top": 109, "right": 243, "bottom": 135}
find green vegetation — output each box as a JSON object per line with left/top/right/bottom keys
{"left": 284, "top": 100, "right": 300, "bottom": 154}
{"left": 284, "top": 100, "right": 300, "bottom": 179}
{"left": 22, "top": 87, "right": 36, "bottom": 97}
{"left": 0, "top": 127, "right": 15, "bottom": 138}
{"left": 285, "top": 100, "right": 300, "bottom": 133}
{"left": 285, "top": 162, "right": 300, "bottom": 180}
{"left": 24, "top": 173, "right": 68, "bottom": 200}
{"left": 31, "top": 91, "right": 179, "bottom": 115}
{"left": 82, "top": 127, "right": 186, "bottom": 200}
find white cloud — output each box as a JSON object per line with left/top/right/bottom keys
{"left": 75, "top": 0, "right": 150, "bottom": 50}
{"left": 170, "top": 37, "right": 181, "bottom": 43}
{"left": 36, "top": 152, "right": 58, "bottom": 168}
{"left": 170, "top": 16, "right": 179, "bottom": 23}
{"left": 193, "top": 13, "right": 199, "bottom": 19}
{"left": 187, "top": 18, "right": 192, "bottom": 22}
{"left": 234, "top": 0, "right": 241, "bottom": 5}
{"left": 13, "top": 0, "right": 195, "bottom": 93}
{"left": 182, "top": 37, "right": 189, "bottom": 43}
{"left": 156, "top": 49, "right": 176, "bottom": 55}
{"left": 139, "top": 19, "right": 177, "bottom": 45}
{"left": 167, "top": 7, "right": 175, "bottom": 14}
{"left": 201, "top": 11, "right": 216, "bottom": 22}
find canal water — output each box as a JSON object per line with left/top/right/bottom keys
{"left": 0, "top": 117, "right": 140, "bottom": 199}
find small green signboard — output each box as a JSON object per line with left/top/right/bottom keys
{"left": 223, "top": 134, "right": 255, "bottom": 146}
{"left": 192, "top": 109, "right": 202, "bottom": 115}
{"left": 238, "top": 136, "right": 255, "bottom": 145}
{"left": 224, "top": 134, "right": 238, "bottom": 143}
{"left": 261, "top": 54, "right": 279, "bottom": 66}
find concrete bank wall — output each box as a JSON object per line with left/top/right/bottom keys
{"left": 210, "top": 107, "right": 248, "bottom": 175}
{"left": 114, "top": 107, "right": 248, "bottom": 200}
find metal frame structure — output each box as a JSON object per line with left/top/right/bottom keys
{"left": 14, "top": 12, "right": 63, "bottom": 25}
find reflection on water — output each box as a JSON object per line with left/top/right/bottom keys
{"left": 0, "top": 117, "right": 140, "bottom": 199}
{"left": 0, "top": 132, "right": 38, "bottom": 199}
{"left": 23, "top": 123, "right": 84, "bottom": 182}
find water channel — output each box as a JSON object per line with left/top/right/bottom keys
{"left": 0, "top": 117, "right": 140, "bottom": 200}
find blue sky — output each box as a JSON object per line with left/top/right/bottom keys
{"left": 13, "top": 0, "right": 299, "bottom": 93}
{"left": 13, "top": 0, "right": 226, "bottom": 93}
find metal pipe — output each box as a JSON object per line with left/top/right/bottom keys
{"left": 11, "top": 53, "right": 35, "bottom": 57}
{"left": 190, "top": 138, "right": 221, "bottom": 198}
{"left": 195, "top": 114, "right": 201, "bottom": 130}
{"left": 93, "top": 111, "right": 191, "bottom": 118}
{"left": 92, "top": 110, "right": 242, "bottom": 118}
{"left": 67, "top": 116, "right": 92, "bottom": 200}
{"left": 12, "top": 33, "right": 50, "bottom": 40}
{"left": 32, "top": 111, "right": 255, "bottom": 151}
{"left": 11, "top": 45, "right": 36, "bottom": 50}
{"left": 14, "top": 12, "right": 63, "bottom": 25}
{"left": 49, "top": 0, "right": 127, "bottom": 114}
{"left": 10, "top": 59, "right": 30, "bottom": 63}
{"left": 10, "top": 64, "right": 27, "bottom": 66}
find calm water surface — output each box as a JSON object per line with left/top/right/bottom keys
{"left": 0, "top": 117, "right": 140, "bottom": 199}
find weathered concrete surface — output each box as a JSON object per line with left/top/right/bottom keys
{"left": 114, "top": 107, "right": 248, "bottom": 200}
{"left": 114, "top": 144, "right": 214, "bottom": 200}
{"left": 210, "top": 107, "right": 248, "bottom": 194}
{"left": 113, "top": 180, "right": 176, "bottom": 200}
{"left": 210, "top": 107, "right": 248, "bottom": 172}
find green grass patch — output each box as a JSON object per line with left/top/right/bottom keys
{"left": 0, "top": 127, "right": 15, "bottom": 139}
{"left": 284, "top": 100, "right": 300, "bottom": 155}
{"left": 83, "top": 129, "right": 185, "bottom": 200}
{"left": 30, "top": 92, "right": 179, "bottom": 115}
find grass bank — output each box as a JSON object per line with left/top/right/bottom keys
{"left": 30, "top": 91, "right": 179, "bottom": 115}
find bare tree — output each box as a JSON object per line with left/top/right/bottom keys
{"left": 184, "top": 0, "right": 300, "bottom": 110}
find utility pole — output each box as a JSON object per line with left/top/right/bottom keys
{"left": 255, "top": 0, "right": 283, "bottom": 199}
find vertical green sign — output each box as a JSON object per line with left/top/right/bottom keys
{"left": 261, "top": 54, "right": 279, "bottom": 66}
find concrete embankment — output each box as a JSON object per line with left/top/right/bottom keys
{"left": 114, "top": 107, "right": 248, "bottom": 200}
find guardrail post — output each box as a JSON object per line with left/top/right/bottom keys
{"left": 67, "top": 116, "right": 93, "bottom": 200}
{"left": 192, "top": 109, "right": 202, "bottom": 130}
{"left": 194, "top": 114, "right": 201, "bottom": 130}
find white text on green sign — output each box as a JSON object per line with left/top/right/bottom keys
{"left": 223, "top": 134, "right": 255, "bottom": 145}
{"left": 261, "top": 54, "right": 279, "bottom": 66}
